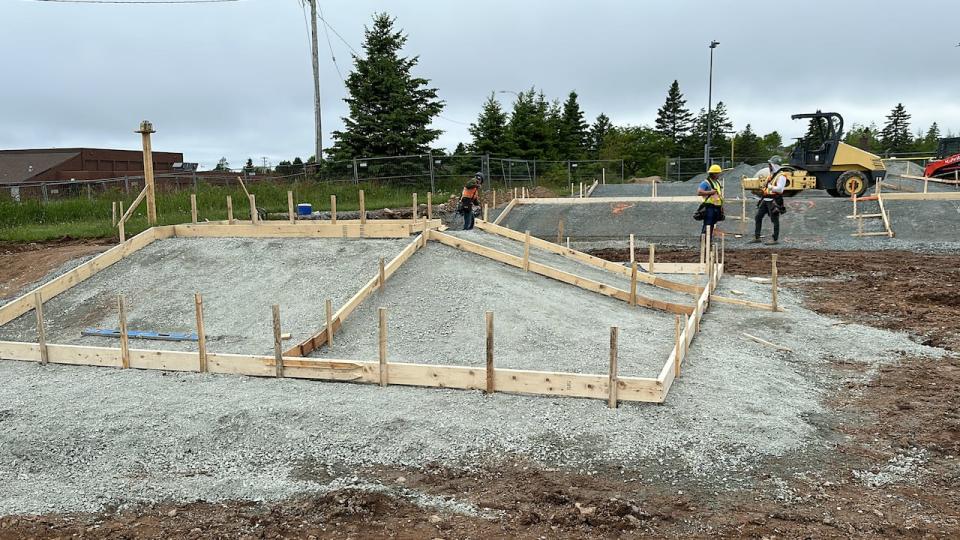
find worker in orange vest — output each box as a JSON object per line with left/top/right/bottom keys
{"left": 459, "top": 172, "right": 483, "bottom": 230}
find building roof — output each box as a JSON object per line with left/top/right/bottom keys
{"left": 0, "top": 150, "right": 80, "bottom": 184}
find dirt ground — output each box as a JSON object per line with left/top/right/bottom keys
{"left": 0, "top": 239, "right": 108, "bottom": 301}
{"left": 1, "top": 242, "right": 958, "bottom": 538}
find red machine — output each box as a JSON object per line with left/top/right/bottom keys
{"left": 924, "top": 137, "right": 960, "bottom": 179}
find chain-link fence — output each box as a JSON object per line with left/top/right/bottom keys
{"left": 663, "top": 155, "right": 771, "bottom": 182}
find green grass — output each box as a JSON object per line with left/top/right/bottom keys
{"left": 0, "top": 180, "right": 467, "bottom": 243}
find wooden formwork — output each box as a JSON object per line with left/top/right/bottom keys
{"left": 0, "top": 215, "right": 769, "bottom": 406}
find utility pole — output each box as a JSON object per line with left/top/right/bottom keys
{"left": 309, "top": 0, "right": 322, "bottom": 166}
{"left": 706, "top": 40, "right": 720, "bottom": 167}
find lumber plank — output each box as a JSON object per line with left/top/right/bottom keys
{"left": 709, "top": 294, "right": 781, "bottom": 311}
{"left": 172, "top": 222, "right": 431, "bottom": 239}
{"left": 0, "top": 227, "right": 159, "bottom": 327}
{"left": 514, "top": 196, "right": 703, "bottom": 204}
{"left": 492, "top": 198, "right": 518, "bottom": 225}
{"left": 431, "top": 231, "right": 694, "bottom": 315}
{"left": 285, "top": 233, "right": 425, "bottom": 357}
{"left": 879, "top": 192, "right": 960, "bottom": 201}
{"left": 474, "top": 221, "right": 702, "bottom": 292}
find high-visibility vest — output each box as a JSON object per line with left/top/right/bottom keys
{"left": 703, "top": 178, "right": 723, "bottom": 206}
{"left": 462, "top": 186, "right": 479, "bottom": 200}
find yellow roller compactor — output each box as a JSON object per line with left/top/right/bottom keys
{"left": 742, "top": 111, "right": 885, "bottom": 198}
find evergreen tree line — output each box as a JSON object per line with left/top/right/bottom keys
{"left": 270, "top": 13, "right": 952, "bottom": 180}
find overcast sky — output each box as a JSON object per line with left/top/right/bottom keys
{"left": 3, "top": 0, "right": 959, "bottom": 169}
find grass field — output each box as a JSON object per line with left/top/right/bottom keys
{"left": 0, "top": 179, "right": 468, "bottom": 243}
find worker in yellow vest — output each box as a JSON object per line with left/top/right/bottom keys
{"left": 696, "top": 164, "right": 724, "bottom": 235}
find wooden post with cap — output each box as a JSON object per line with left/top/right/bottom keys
{"left": 136, "top": 120, "right": 158, "bottom": 225}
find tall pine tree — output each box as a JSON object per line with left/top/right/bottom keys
{"left": 880, "top": 103, "right": 912, "bottom": 153}
{"left": 557, "top": 91, "right": 589, "bottom": 159}
{"left": 329, "top": 13, "right": 444, "bottom": 159}
{"left": 468, "top": 93, "right": 510, "bottom": 156}
{"left": 654, "top": 81, "right": 693, "bottom": 148}
{"left": 733, "top": 124, "right": 761, "bottom": 161}
{"left": 687, "top": 102, "right": 733, "bottom": 156}
{"left": 588, "top": 113, "right": 613, "bottom": 159}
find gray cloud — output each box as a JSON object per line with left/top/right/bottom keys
{"left": 2, "top": 0, "right": 957, "bottom": 169}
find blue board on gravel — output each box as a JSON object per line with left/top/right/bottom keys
{"left": 81, "top": 328, "right": 199, "bottom": 342}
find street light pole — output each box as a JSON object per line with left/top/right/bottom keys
{"left": 706, "top": 40, "right": 720, "bottom": 166}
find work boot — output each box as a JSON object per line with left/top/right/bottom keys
{"left": 765, "top": 239, "right": 779, "bottom": 245}
{"left": 747, "top": 237, "right": 762, "bottom": 244}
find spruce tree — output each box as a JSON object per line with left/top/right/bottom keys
{"left": 468, "top": 93, "right": 510, "bottom": 156}
{"left": 654, "top": 81, "right": 693, "bottom": 148}
{"left": 557, "top": 91, "right": 589, "bottom": 159}
{"left": 329, "top": 13, "right": 444, "bottom": 160}
{"left": 880, "top": 103, "right": 912, "bottom": 153}
{"left": 589, "top": 113, "right": 613, "bottom": 158}
{"left": 734, "top": 124, "right": 761, "bottom": 160}
{"left": 687, "top": 102, "right": 733, "bottom": 156}
{"left": 508, "top": 89, "right": 554, "bottom": 160}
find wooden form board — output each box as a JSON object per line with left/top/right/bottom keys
{"left": 879, "top": 192, "right": 960, "bottom": 201}
{"left": 492, "top": 198, "right": 518, "bottom": 225}
{"left": 0, "top": 340, "right": 664, "bottom": 402}
{"left": 585, "top": 180, "right": 600, "bottom": 198}
{"left": 431, "top": 231, "right": 694, "bottom": 316}
{"left": 285, "top": 232, "right": 425, "bottom": 357}
{"left": 0, "top": 226, "right": 167, "bottom": 326}
{"left": 514, "top": 196, "right": 704, "bottom": 204}
{"left": 173, "top": 220, "right": 440, "bottom": 239}
{"left": 475, "top": 221, "right": 704, "bottom": 290}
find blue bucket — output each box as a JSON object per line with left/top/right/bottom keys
{"left": 296, "top": 203, "right": 312, "bottom": 216}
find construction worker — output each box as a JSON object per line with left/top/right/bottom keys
{"left": 459, "top": 175, "right": 481, "bottom": 230}
{"left": 696, "top": 164, "right": 724, "bottom": 235}
{"left": 751, "top": 156, "right": 787, "bottom": 245}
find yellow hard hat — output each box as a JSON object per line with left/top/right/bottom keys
{"left": 708, "top": 164, "right": 722, "bottom": 174}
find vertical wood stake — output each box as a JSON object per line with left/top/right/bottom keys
{"left": 378, "top": 257, "right": 386, "bottom": 291}
{"left": 648, "top": 243, "right": 656, "bottom": 274}
{"left": 272, "top": 304, "right": 283, "bottom": 377}
{"left": 557, "top": 219, "right": 564, "bottom": 244}
{"left": 566, "top": 236, "right": 570, "bottom": 248}
{"left": 359, "top": 189, "right": 366, "bottom": 224}
{"left": 485, "top": 311, "right": 494, "bottom": 394}
{"left": 249, "top": 194, "right": 258, "bottom": 224}
{"left": 190, "top": 193, "right": 198, "bottom": 223}
{"left": 608, "top": 326, "right": 619, "bottom": 409}
{"left": 491, "top": 191, "right": 496, "bottom": 210}
{"left": 412, "top": 192, "right": 418, "bottom": 223}
{"left": 330, "top": 195, "right": 337, "bottom": 223}
{"left": 325, "top": 298, "right": 333, "bottom": 347}
{"left": 378, "top": 307, "right": 388, "bottom": 387}
{"left": 111, "top": 201, "right": 117, "bottom": 227}
{"left": 288, "top": 190, "right": 295, "bottom": 223}
{"left": 771, "top": 254, "right": 779, "bottom": 312}
{"left": 195, "top": 293, "right": 207, "bottom": 373}
{"left": 427, "top": 192, "right": 433, "bottom": 220}
{"left": 630, "top": 262, "right": 638, "bottom": 306}
{"left": 629, "top": 234, "right": 635, "bottom": 265}
{"left": 118, "top": 201, "right": 126, "bottom": 243}
{"left": 674, "top": 315, "right": 681, "bottom": 377}
{"left": 227, "top": 195, "right": 234, "bottom": 224}
{"left": 483, "top": 204, "right": 489, "bottom": 222}
{"left": 522, "top": 231, "right": 531, "bottom": 272}
{"left": 34, "top": 292, "right": 48, "bottom": 365}
{"left": 118, "top": 294, "right": 129, "bottom": 369}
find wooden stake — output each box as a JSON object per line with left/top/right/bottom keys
{"left": 34, "top": 292, "right": 48, "bottom": 365}
{"left": 514, "top": 187, "right": 518, "bottom": 200}
{"left": 629, "top": 234, "right": 635, "bottom": 265}
{"left": 557, "top": 219, "right": 564, "bottom": 244}
{"left": 565, "top": 236, "right": 570, "bottom": 248}
{"left": 852, "top": 192, "right": 858, "bottom": 217}
{"left": 491, "top": 191, "right": 496, "bottom": 210}
{"left": 111, "top": 201, "right": 117, "bottom": 227}
{"left": 378, "top": 307, "right": 387, "bottom": 387}
{"left": 630, "top": 261, "right": 638, "bottom": 306}
{"left": 195, "top": 293, "right": 207, "bottom": 373}
{"left": 272, "top": 304, "right": 283, "bottom": 377}
{"left": 249, "top": 194, "right": 258, "bottom": 225}
{"left": 379, "top": 257, "right": 386, "bottom": 291}
{"left": 485, "top": 311, "right": 494, "bottom": 394}
{"left": 699, "top": 234, "right": 705, "bottom": 265}
{"left": 483, "top": 204, "right": 489, "bottom": 222}
{"left": 325, "top": 298, "right": 333, "bottom": 347}
{"left": 190, "top": 193, "right": 198, "bottom": 223}
{"left": 359, "top": 189, "right": 366, "bottom": 224}
{"left": 330, "top": 195, "right": 337, "bottom": 223}
{"left": 227, "top": 196, "right": 234, "bottom": 224}
{"left": 608, "top": 326, "right": 619, "bottom": 409}
{"left": 648, "top": 243, "right": 656, "bottom": 274}
{"left": 137, "top": 121, "right": 158, "bottom": 225}
{"left": 427, "top": 192, "right": 433, "bottom": 220}
{"left": 522, "top": 230, "right": 531, "bottom": 272}
{"left": 288, "top": 191, "right": 295, "bottom": 223}
{"left": 412, "top": 192, "right": 418, "bottom": 222}
{"left": 771, "top": 254, "right": 779, "bottom": 312}
{"left": 721, "top": 234, "right": 725, "bottom": 265}
{"left": 743, "top": 332, "right": 792, "bottom": 352}
{"left": 118, "top": 201, "right": 126, "bottom": 243}
{"left": 579, "top": 182, "right": 584, "bottom": 198}
{"left": 674, "top": 315, "right": 681, "bottom": 377}
{"left": 117, "top": 294, "right": 129, "bottom": 369}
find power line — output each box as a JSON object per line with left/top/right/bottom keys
{"left": 30, "top": 0, "right": 240, "bottom": 4}
{"left": 315, "top": 12, "right": 359, "bottom": 57}
{"left": 317, "top": 3, "right": 345, "bottom": 84}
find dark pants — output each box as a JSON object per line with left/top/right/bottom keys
{"left": 754, "top": 200, "right": 780, "bottom": 240}
{"left": 701, "top": 205, "right": 721, "bottom": 235}
{"left": 462, "top": 207, "right": 475, "bottom": 230}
